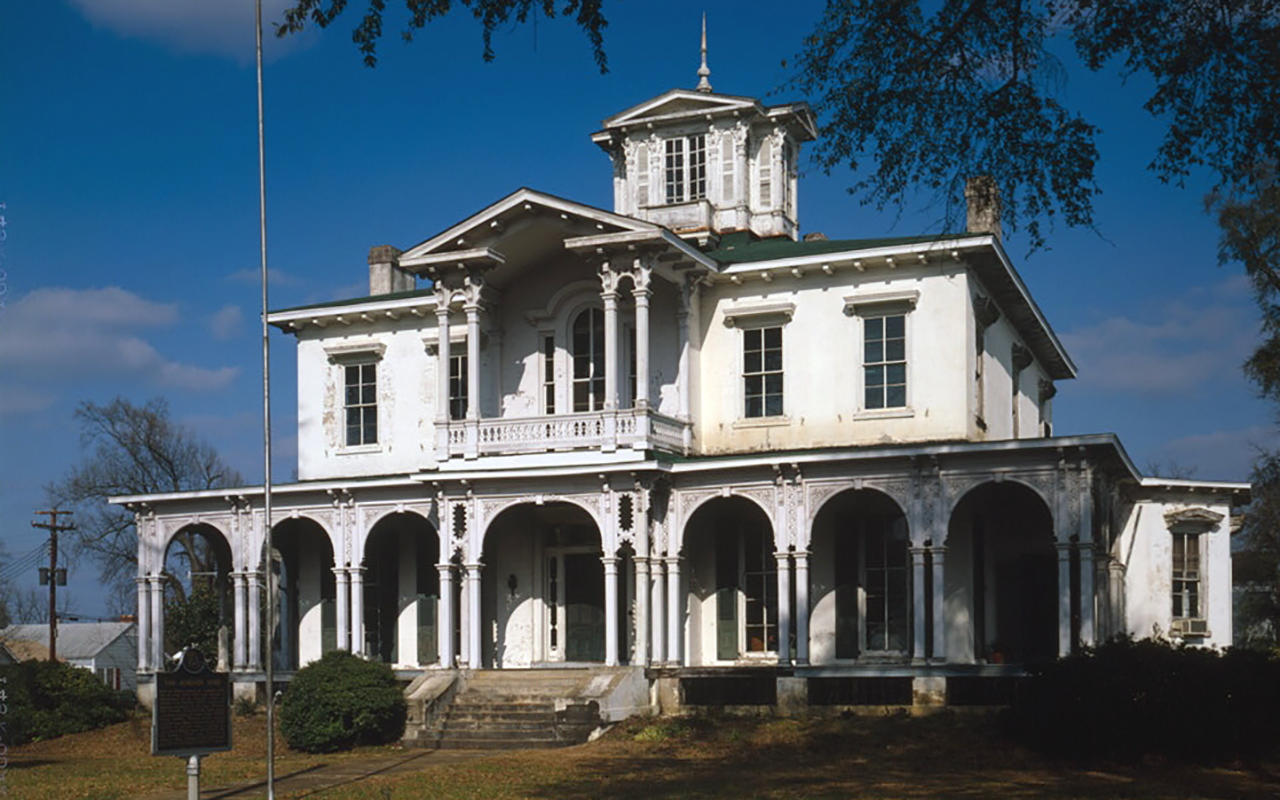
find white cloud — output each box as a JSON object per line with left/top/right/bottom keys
{"left": 1151, "top": 425, "right": 1280, "bottom": 483}
{"left": 0, "top": 287, "right": 239, "bottom": 403}
{"left": 0, "top": 385, "right": 57, "bottom": 416}
{"left": 68, "top": 0, "right": 305, "bottom": 63}
{"left": 1059, "top": 277, "right": 1258, "bottom": 394}
{"left": 209, "top": 304, "right": 244, "bottom": 340}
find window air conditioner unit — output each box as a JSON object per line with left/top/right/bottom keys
{"left": 1170, "top": 618, "right": 1209, "bottom": 636}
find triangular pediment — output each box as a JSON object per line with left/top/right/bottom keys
{"left": 601, "top": 89, "right": 762, "bottom": 130}
{"left": 397, "top": 189, "right": 661, "bottom": 289}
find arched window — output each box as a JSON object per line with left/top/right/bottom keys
{"left": 572, "top": 308, "right": 606, "bottom": 412}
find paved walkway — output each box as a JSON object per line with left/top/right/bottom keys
{"left": 139, "top": 750, "right": 492, "bottom": 799}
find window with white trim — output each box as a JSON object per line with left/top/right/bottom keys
{"left": 541, "top": 335, "right": 555, "bottom": 414}
{"left": 863, "top": 314, "right": 907, "bottom": 410}
{"left": 664, "top": 134, "right": 706, "bottom": 204}
{"left": 344, "top": 363, "right": 378, "bottom": 446}
{"left": 572, "top": 308, "right": 606, "bottom": 412}
{"left": 758, "top": 138, "right": 773, "bottom": 208}
{"left": 743, "top": 326, "right": 783, "bottom": 418}
{"left": 448, "top": 353, "right": 468, "bottom": 421}
{"left": 1172, "top": 531, "right": 1201, "bottom": 620}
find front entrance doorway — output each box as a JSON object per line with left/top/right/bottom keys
{"left": 545, "top": 548, "right": 606, "bottom": 663}
{"left": 482, "top": 503, "right": 608, "bottom": 668}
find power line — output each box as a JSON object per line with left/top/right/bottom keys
{"left": 0, "top": 542, "right": 51, "bottom": 581}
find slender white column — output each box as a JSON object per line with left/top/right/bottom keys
{"left": 603, "top": 557, "right": 619, "bottom": 666}
{"left": 435, "top": 299, "right": 452, "bottom": 460}
{"left": 334, "top": 567, "right": 350, "bottom": 655}
{"left": 910, "top": 546, "right": 927, "bottom": 662}
{"left": 1078, "top": 471, "right": 1095, "bottom": 647}
{"left": 350, "top": 567, "right": 365, "bottom": 656}
{"left": 1079, "top": 544, "right": 1096, "bottom": 647}
{"left": 930, "top": 546, "right": 946, "bottom": 663}
{"left": 775, "top": 552, "right": 792, "bottom": 665}
{"left": 633, "top": 277, "right": 651, "bottom": 408}
{"left": 247, "top": 572, "right": 262, "bottom": 670}
{"left": 666, "top": 556, "right": 682, "bottom": 666}
{"left": 438, "top": 564, "right": 455, "bottom": 668}
{"left": 232, "top": 572, "right": 247, "bottom": 669}
{"left": 137, "top": 577, "right": 151, "bottom": 671}
{"left": 464, "top": 302, "right": 481, "bottom": 420}
{"left": 651, "top": 558, "right": 666, "bottom": 663}
{"left": 602, "top": 288, "right": 619, "bottom": 411}
{"left": 634, "top": 557, "right": 650, "bottom": 665}
{"left": 1109, "top": 561, "right": 1126, "bottom": 637}
{"left": 676, "top": 295, "right": 690, "bottom": 421}
{"left": 794, "top": 550, "right": 810, "bottom": 665}
{"left": 150, "top": 575, "right": 166, "bottom": 669}
{"left": 1057, "top": 542, "right": 1072, "bottom": 656}
{"left": 466, "top": 563, "right": 483, "bottom": 668}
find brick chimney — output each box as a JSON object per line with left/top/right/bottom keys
{"left": 965, "top": 176, "right": 1002, "bottom": 241}
{"left": 368, "top": 245, "right": 412, "bottom": 295}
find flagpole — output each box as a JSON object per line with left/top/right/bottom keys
{"left": 254, "top": 1, "right": 276, "bottom": 797}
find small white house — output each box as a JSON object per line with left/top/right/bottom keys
{"left": 115, "top": 49, "right": 1246, "bottom": 711}
{"left": 1, "top": 622, "right": 138, "bottom": 692}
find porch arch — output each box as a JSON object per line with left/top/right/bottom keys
{"left": 682, "top": 496, "right": 779, "bottom": 664}
{"left": 270, "top": 516, "right": 336, "bottom": 670}
{"left": 945, "top": 481, "right": 1057, "bottom": 665}
{"left": 361, "top": 511, "right": 440, "bottom": 667}
{"left": 480, "top": 502, "right": 618, "bottom": 667}
{"left": 808, "top": 488, "right": 912, "bottom": 664}
{"left": 158, "top": 523, "right": 234, "bottom": 669}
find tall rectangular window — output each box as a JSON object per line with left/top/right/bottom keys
{"left": 759, "top": 138, "right": 773, "bottom": 208}
{"left": 664, "top": 134, "right": 706, "bottom": 204}
{"left": 743, "top": 326, "right": 783, "bottom": 418}
{"left": 665, "top": 138, "right": 685, "bottom": 203}
{"left": 720, "top": 136, "right": 735, "bottom": 203}
{"left": 864, "top": 315, "right": 906, "bottom": 409}
{"left": 448, "top": 353, "right": 468, "bottom": 421}
{"left": 542, "top": 335, "right": 555, "bottom": 414}
{"left": 689, "top": 134, "right": 707, "bottom": 200}
{"left": 1172, "top": 532, "right": 1201, "bottom": 619}
{"left": 344, "top": 363, "right": 377, "bottom": 446}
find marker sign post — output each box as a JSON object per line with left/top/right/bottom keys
{"left": 152, "top": 649, "right": 232, "bottom": 800}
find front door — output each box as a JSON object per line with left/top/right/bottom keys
{"left": 545, "top": 549, "right": 605, "bottom": 663}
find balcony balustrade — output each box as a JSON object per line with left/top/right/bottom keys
{"left": 443, "top": 408, "right": 689, "bottom": 459}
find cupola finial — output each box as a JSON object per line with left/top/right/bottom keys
{"left": 696, "top": 13, "right": 712, "bottom": 93}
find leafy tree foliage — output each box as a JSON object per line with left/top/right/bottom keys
{"left": 276, "top": 0, "right": 609, "bottom": 69}
{"left": 164, "top": 582, "right": 222, "bottom": 658}
{"left": 47, "top": 397, "right": 243, "bottom": 611}
{"left": 790, "top": 0, "right": 1279, "bottom": 248}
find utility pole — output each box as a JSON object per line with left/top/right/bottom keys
{"left": 32, "top": 509, "right": 74, "bottom": 662}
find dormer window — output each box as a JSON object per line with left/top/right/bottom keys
{"left": 665, "top": 134, "right": 707, "bottom": 203}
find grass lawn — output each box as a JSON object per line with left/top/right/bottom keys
{"left": 7, "top": 711, "right": 1280, "bottom": 799}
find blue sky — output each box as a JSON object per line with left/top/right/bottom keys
{"left": 0, "top": 0, "right": 1271, "bottom": 617}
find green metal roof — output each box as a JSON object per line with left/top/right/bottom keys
{"left": 272, "top": 286, "right": 435, "bottom": 315}
{"left": 705, "top": 231, "right": 985, "bottom": 265}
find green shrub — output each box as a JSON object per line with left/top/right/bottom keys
{"left": 1, "top": 660, "right": 132, "bottom": 745}
{"left": 1003, "top": 636, "right": 1280, "bottom": 762}
{"left": 280, "top": 650, "right": 406, "bottom": 753}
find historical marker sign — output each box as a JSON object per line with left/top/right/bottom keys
{"left": 152, "top": 649, "right": 232, "bottom": 757}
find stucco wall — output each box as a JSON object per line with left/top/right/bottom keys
{"left": 695, "top": 265, "right": 973, "bottom": 453}
{"left": 1119, "top": 492, "right": 1233, "bottom": 648}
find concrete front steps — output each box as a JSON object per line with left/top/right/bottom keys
{"left": 404, "top": 667, "right": 648, "bottom": 751}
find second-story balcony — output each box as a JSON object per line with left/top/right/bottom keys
{"left": 441, "top": 407, "right": 690, "bottom": 460}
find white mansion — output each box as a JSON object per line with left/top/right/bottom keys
{"left": 119, "top": 57, "right": 1246, "bottom": 712}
